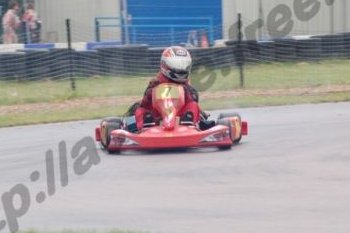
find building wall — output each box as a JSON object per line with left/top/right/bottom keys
{"left": 36, "top": 0, "right": 121, "bottom": 43}
{"left": 223, "top": 0, "right": 350, "bottom": 40}
{"left": 35, "top": 0, "right": 350, "bottom": 43}
{"left": 126, "top": 0, "right": 222, "bottom": 46}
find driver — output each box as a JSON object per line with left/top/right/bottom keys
{"left": 135, "top": 46, "right": 201, "bottom": 130}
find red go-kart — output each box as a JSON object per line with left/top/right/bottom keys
{"left": 95, "top": 83, "right": 248, "bottom": 153}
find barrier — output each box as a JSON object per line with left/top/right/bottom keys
{"left": 295, "top": 38, "right": 322, "bottom": 61}
{"left": 0, "top": 41, "right": 122, "bottom": 53}
{"left": 274, "top": 39, "right": 297, "bottom": 62}
{"left": 18, "top": 49, "right": 50, "bottom": 80}
{"left": 0, "top": 52, "right": 26, "bottom": 80}
{"left": 258, "top": 41, "right": 275, "bottom": 62}
{"left": 0, "top": 32, "right": 349, "bottom": 80}
{"left": 311, "top": 34, "right": 346, "bottom": 58}
{"left": 74, "top": 50, "right": 100, "bottom": 77}
{"left": 96, "top": 45, "right": 149, "bottom": 75}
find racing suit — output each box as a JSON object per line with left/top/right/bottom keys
{"left": 135, "top": 72, "right": 200, "bottom": 130}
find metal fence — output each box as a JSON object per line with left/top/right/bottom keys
{"left": 94, "top": 16, "right": 215, "bottom": 46}
{"left": 1, "top": 32, "right": 350, "bottom": 81}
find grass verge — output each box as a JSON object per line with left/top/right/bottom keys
{"left": 1, "top": 92, "right": 349, "bottom": 128}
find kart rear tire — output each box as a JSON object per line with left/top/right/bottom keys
{"left": 218, "top": 112, "right": 241, "bottom": 120}
{"left": 217, "top": 113, "right": 242, "bottom": 144}
{"left": 216, "top": 119, "right": 233, "bottom": 150}
{"left": 233, "top": 134, "right": 242, "bottom": 144}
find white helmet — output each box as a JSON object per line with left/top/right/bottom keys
{"left": 160, "top": 46, "right": 192, "bottom": 83}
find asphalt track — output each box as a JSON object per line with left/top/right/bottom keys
{"left": 0, "top": 102, "right": 350, "bottom": 233}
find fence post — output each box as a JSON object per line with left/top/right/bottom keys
{"left": 95, "top": 18, "right": 101, "bottom": 42}
{"left": 330, "top": 2, "right": 335, "bottom": 34}
{"left": 66, "top": 18, "right": 76, "bottom": 91}
{"left": 237, "top": 13, "right": 245, "bottom": 88}
{"left": 122, "top": 0, "right": 130, "bottom": 44}
{"left": 24, "top": 22, "right": 31, "bottom": 44}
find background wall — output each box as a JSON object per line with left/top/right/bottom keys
{"left": 35, "top": 0, "right": 121, "bottom": 43}
{"left": 33, "top": 0, "right": 350, "bottom": 43}
{"left": 222, "top": 0, "right": 350, "bottom": 40}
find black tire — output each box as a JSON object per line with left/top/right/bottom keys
{"left": 101, "top": 117, "right": 122, "bottom": 124}
{"left": 106, "top": 122, "right": 122, "bottom": 154}
{"left": 217, "top": 113, "right": 242, "bottom": 144}
{"left": 217, "top": 112, "right": 241, "bottom": 120}
{"left": 100, "top": 117, "right": 122, "bottom": 152}
{"left": 233, "top": 133, "right": 242, "bottom": 144}
{"left": 216, "top": 119, "right": 233, "bottom": 150}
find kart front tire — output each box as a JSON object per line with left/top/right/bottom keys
{"left": 101, "top": 117, "right": 122, "bottom": 124}
{"left": 106, "top": 122, "right": 122, "bottom": 154}
{"left": 100, "top": 118, "right": 122, "bottom": 152}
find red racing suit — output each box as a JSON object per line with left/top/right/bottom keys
{"left": 135, "top": 72, "right": 200, "bottom": 130}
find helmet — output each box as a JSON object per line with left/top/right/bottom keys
{"left": 160, "top": 46, "right": 192, "bottom": 83}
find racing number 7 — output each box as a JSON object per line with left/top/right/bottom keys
{"left": 162, "top": 86, "right": 172, "bottom": 98}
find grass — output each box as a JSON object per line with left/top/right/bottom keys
{"left": 1, "top": 59, "right": 350, "bottom": 106}
{"left": 0, "top": 76, "right": 150, "bottom": 106}
{"left": 1, "top": 59, "right": 350, "bottom": 127}
{"left": 192, "top": 59, "right": 350, "bottom": 91}
{"left": 202, "top": 92, "right": 350, "bottom": 109}
{"left": 0, "top": 105, "right": 129, "bottom": 127}
{"left": 1, "top": 92, "right": 349, "bottom": 128}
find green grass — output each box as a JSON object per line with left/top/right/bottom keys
{"left": 192, "top": 59, "right": 350, "bottom": 91}
{"left": 0, "top": 76, "right": 150, "bottom": 106}
{"left": 202, "top": 92, "right": 350, "bottom": 109}
{"left": 1, "top": 92, "right": 349, "bottom": 128}
{"left": 1, "top": 60, "right": 350, "bottom": 106}
{"left": 0, "top": 105, "right": 129, "bottom": 127}
{"left": 1, "top": 59, "right": 350, "bottom": 127}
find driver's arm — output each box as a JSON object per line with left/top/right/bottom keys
{"left": 184, "top": 84, "right": 199, "bottom": 103}
{"left": 140, "top": 79, "right": 160, "bottom": 109}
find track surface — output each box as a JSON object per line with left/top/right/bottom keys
{"left": 0, "top": 103, "right": 350, "bottom": 233}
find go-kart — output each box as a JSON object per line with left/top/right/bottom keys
{"left": 95, "top": 83, "right": 248, "bottom": 153}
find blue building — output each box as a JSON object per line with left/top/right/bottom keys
{"left": 125, "top": 0, "right": 222, "bottom": 46}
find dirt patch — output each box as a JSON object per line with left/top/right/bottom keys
{"left": 200, "top": 85, "right": 350, "bottom": 99}
{"left": 1, "top": 85, "right": 350, "bottom": 115}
